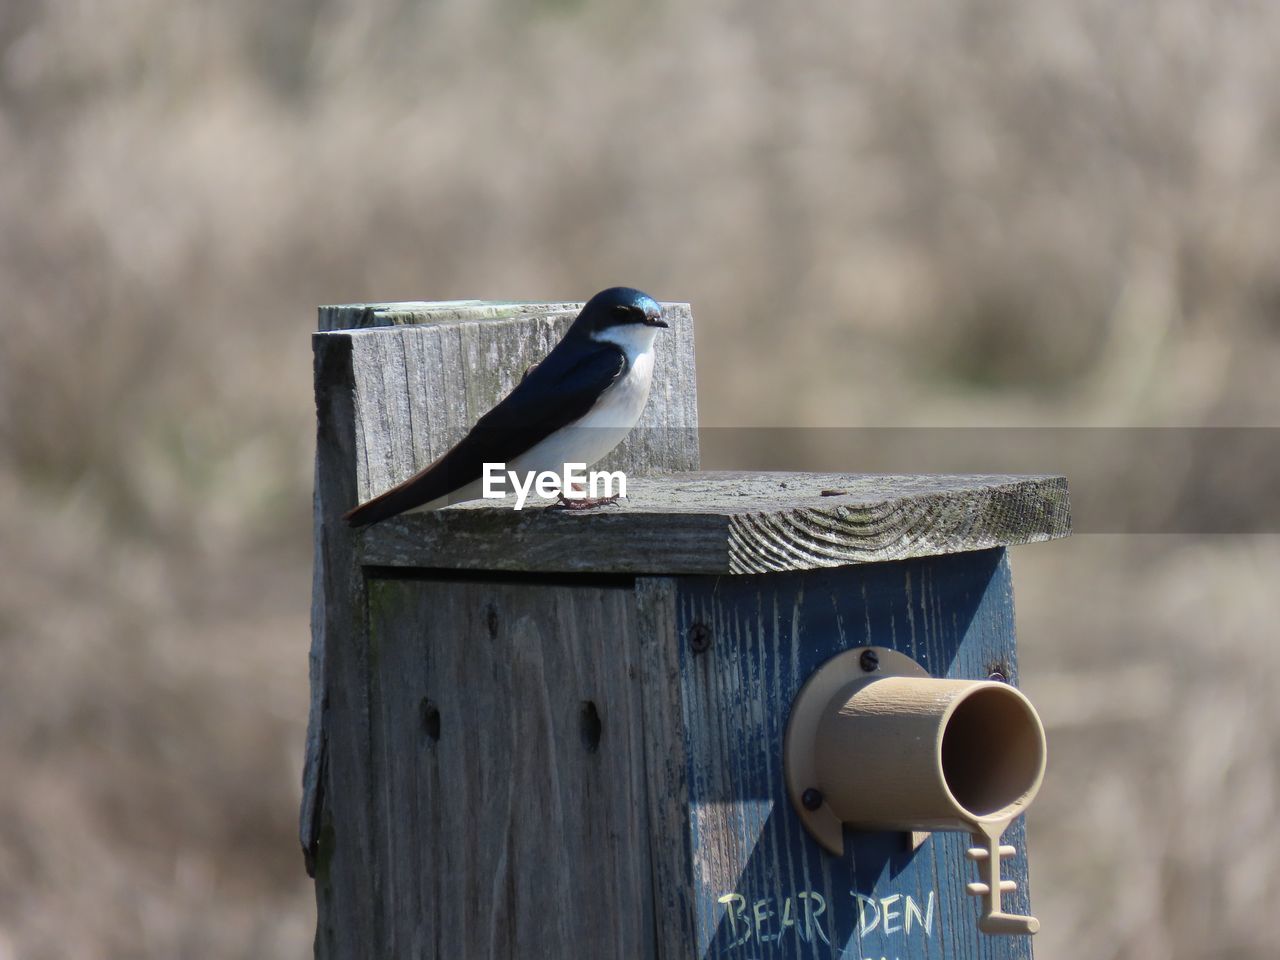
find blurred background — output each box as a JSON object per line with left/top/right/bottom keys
{"left": 2, "top": 1, "right": 1278, "bottom": 957}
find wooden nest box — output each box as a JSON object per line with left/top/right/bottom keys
{"left": 302, "top": 300, "right": 1070, "bottom": 959}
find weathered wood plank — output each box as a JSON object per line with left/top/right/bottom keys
{"left": 306, "top": 334, "right": 378, "bottom": 960}
{"left": 364, "top": 576, "right": 657, "bottom": 958}
{"left": 303, "top": 299, "right": 701, "bottom": 946}
{"left": 319, "top": 300, "right": 589, "bottom": 332}
{"left": 361, "top": 472, "right": 1070, "bottom": 574}
{"left": 665, "top": 548, "right": 1034, "bottom": 960}
{"left": 635, "top": 578, "right": 700, "bottom": 959}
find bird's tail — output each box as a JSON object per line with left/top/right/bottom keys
{"left": 343, "top": 485, "right": 422, "bottom": 527}
{"left": 344, "top": 475, "right": 486, "bottom": 526}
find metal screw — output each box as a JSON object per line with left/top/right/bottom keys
{"left": 689, "top": 622, "right": 713, "bottom": 654}
{"left": 988, "top": 671, "right": 1007, "bottom": 683}
{"left": 859, "top": 648, "right": 880, "bottom": 672}
{"left": 801, "top": 788, "right": 824, "bottom": 811}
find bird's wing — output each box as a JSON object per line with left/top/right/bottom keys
{"left": 343, "top": 342, "right": 627, "bottom": 526}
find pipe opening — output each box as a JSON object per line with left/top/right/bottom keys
{"left": 941, "top": 686, "right": 1044, "bottom": 818}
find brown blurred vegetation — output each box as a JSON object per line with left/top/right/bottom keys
{"left": 2, "top": 1, "right": 1278, "bottom": 957}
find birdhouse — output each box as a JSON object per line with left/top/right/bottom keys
{"left": 301, "top": 299, "right": 1071, "bottom": 959}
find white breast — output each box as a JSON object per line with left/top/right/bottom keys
{"left": 509, "top": 345, "right": 655, "bottom": 475}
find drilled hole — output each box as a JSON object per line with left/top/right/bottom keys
{"left": 420, "top": 698, "right": 441, "bottom": 743}
{"left": 580, "top": 700, "right": 602, "bottom": 752}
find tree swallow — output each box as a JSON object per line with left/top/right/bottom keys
{"left": 344, "top": 286, "right": 669, "bottom": 526}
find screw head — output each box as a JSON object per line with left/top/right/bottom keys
{"left": 689, "top": 622, "right": 713, "bottom": 654}
{"left": 988, "top": 671, "right": 1007, "bottom": 683}
{"left": 859, "top": 648, "right": 880, "bottom": 672}
{"left": 801, "top": 788, "right": 824, "bottom": 811}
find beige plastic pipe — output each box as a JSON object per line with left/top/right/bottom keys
{"left": 784, "top": 647, "right": 1047, "bottom": 936}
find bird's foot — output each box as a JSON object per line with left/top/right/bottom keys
{"left": 553, "top": 492, "right": 622, "bottom": 511}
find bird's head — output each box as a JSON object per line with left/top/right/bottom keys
{"left": 574, "top": 287, "right": 668, "bottom": 355}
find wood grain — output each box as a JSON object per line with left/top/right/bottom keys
{"left": 635, "top": 578, "right": 699, "bottom": 959}
{"left": 361, "top": 472, "right": 1071, "bottom": 574}
{"left": 663, "top": 548, "right": 1035, "bottom": 960}
{"left": 307, "top": 334, "right": 377, "bottom": 959}
{"left": 363, "top": 576, "right": 656, "bottom": 958}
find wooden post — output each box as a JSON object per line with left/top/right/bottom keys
{"left": 303, "top": 301, "right": 1070, "bottom": 959}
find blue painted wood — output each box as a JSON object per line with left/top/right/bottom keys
{"left": 671, "top": 547, "right": 1034, "bottom": 960}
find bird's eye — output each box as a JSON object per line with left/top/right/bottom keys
{"left": 613, "top": 304, "right": 634, "bottom": 315}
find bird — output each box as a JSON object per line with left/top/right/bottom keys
{"left": 343, "top": 286, "right": 669, "bottom": 526}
